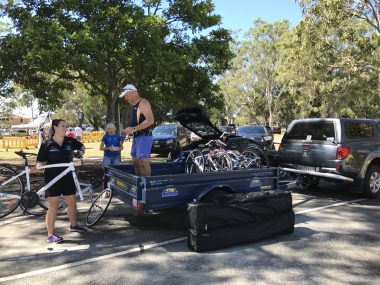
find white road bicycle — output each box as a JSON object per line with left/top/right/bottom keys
{"left": 0, "top": 151, "right": 94, "bottom": 219}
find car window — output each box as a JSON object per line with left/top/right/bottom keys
{"left": 237, "top": 126, "right": 267, "bottom": 135}
{"left": 345, "top": 122, "right": 374, "bottom": 138}
{"left": 152, "top": 126, "right": 177, "bottom": 135}
{"left": 287, "top": 122, "right": 335, "bottom": 140}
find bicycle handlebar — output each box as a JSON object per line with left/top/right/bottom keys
{"left": 220, "top": 132, "right": 230, "bottom": 139}
{"left": 205, "top": 139, "right": 227, "bottom": 147}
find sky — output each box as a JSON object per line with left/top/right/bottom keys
{"left": 16, "top": 0, "right": 303, "bottom": 118}
{"left": 212, "top": 0, "right": 303, "bottom": 32}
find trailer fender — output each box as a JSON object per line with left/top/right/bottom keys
{"left": 190, "top": 184, "right": 235, "bottom": 203}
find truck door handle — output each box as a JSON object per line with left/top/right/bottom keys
{"left": 357, "top": 149, "right": 369, "bottom": 154}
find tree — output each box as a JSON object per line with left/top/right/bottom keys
{"left": 297, "top": 0, "right": 380, "bottom": 98}
{"left": 0, "top": 0, "right": 234, "bottom": 130}
{"left": 218, "top": 19, "right": 290, "bottom": 127}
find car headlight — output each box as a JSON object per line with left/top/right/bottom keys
{"left": 166, "top": 139, "right": 174, "bottom": 144}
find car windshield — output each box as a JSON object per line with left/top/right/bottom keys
{"left": 237, "top": 126, "right": 267, "bottom": 135}
{"left": 219, "top": 126, "right": 233, "bottom": 133}
{"left": 152, "top": 126, "right": 177, "bottom": 135}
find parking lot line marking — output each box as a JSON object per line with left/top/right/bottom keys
{"left": 0, "top": 197, "right": 370, "bottom": 282}
{"left": 294, "top": 198, "right": 367, "bottom": 215}
{"left": 0, "top": 237, "right": 187, "bottom": 282}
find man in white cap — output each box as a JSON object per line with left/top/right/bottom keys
{"left": 119, "top": 84, "right": 154, "bottom": 177}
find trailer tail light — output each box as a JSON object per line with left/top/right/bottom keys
{"left": 137, "top": 201, "right": 145, "bottom": 212}
{"left": 336, "top": 146, "right": 350, "bottom": 160}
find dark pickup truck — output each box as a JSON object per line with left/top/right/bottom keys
{"left": 279, "top": 118, "right": 380, "bottom": 198}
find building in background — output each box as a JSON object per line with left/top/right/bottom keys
{"left": 0, "top": 115, "right": 32, "bottom": 129}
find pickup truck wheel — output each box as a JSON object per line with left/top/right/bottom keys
{"left": 364, "top": 165, "right": 380, "bottom": 198}
{"left": 200, "top": 190, "right": 230, "bottom": 202}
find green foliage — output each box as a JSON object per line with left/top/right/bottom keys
{"left": 218, "top": 19, "right": 291, "bottom": 127}
{"left": 0, "top": 0, "right": 234, "bottom": 126}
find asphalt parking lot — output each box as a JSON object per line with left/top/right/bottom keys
{"left": 1, "top": 182, "right": 380, "bottom": 285}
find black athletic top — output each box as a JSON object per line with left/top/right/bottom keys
{"left": 129, "top": 99, "right": 151, "bottom": 136}
{"left": 37, "top": 137, "right": 83, "bottom": 177}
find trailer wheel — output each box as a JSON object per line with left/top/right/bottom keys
{"left": 200, "top": 190, "right": 230, "bottom": 202}
{"left": 364, "top": 165, "right": 380, "bottom": 198}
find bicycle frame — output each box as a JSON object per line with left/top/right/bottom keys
{"left": 0, "top": 166, "right": 32, "bottom": 199}
{"left": 36, "top": 163, "right": 91, "bottom": 201}
{"left": 0, "top": 162, "right": 92, "bottom": 202}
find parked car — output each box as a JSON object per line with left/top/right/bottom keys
{"left": 168, "top": 108, "right": 279, "bottom": 167}
{"left": 151, "top": 123, "right": 189, "bottom": 155}
{"left": 236, "top": 125, "right": 275, "bottom": 150}
{"left": 218, "top": 125, "right": 237, "bottom": 136}
{"left": 272, "top": 126, "right": 281, "bottom": 134}
{"left": 279, "top": 118, "right": 380, "bottom": 197}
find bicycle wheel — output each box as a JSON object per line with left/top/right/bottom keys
{"left": 0, "top": 166, "right": 24, "bottom": 218}
{"left": 86, "top": 188, "right": 112, "bottom": 227}
{"left": 20, "top": 179, "right": 48, "bottom": 216}
{"left": 242, "top": 146, "right": 270, "bottom": 168}
{"left": 211, "top": 152, "right": 233, "bottom": 171}
{"left": 185, "top": 149, "right": 205, "bottom": 173}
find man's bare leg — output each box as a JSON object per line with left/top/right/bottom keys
{"left": 139, "top": 158, "right": 151, "bottom": 177}
{"left": 132, "top": 157, "right": 142, "bottom": 176}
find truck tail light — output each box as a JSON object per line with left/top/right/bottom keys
{"left": 336, "top": 146, "right": 350, "bottom": 160}
{"left": 137, "top": 201, "right": 145, "bottom": 212}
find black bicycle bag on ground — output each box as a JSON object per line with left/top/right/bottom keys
{"left": 187, "top": 190, "right": 295, "bottom": 253}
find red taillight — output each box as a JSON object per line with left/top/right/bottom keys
{"left": 336, "top": 146, "right": 350, "bottom": 160}
{"left": 137, "top": 201, "right": 145, "bottom": 212}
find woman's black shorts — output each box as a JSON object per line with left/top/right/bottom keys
{"left": 44, "top": 173, "right": 76, "bottom": 197}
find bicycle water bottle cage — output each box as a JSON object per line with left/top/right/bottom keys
{"left": 20, "top": 192, "right": 40, "bottom": 209}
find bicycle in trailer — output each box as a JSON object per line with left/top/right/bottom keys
{"left": 0, "top": 151, "right": 94, "bottom": 219}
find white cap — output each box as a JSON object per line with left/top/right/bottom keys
{"left": 119, "top": 84, "right": 137, "bottom": 98}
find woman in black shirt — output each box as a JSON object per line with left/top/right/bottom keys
{"left": 36, "top": 119, "right": 87, "bottom": 243}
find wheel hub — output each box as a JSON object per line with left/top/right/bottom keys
{"left": 370, "top": 171, "right": 380, "bottom": 193}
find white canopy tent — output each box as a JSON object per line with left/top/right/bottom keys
{"left": 11, "top": 113, "right": 51, "bottom": 130}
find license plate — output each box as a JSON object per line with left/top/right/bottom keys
{"left": 153, "top": 144, "right": 160, "bottom": 147}
{"left": 298, "top": 165, "right": 315, "bottom": 172}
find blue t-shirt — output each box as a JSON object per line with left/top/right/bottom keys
{"left": 102, "top": 134, "right": 122, "bottom": 157}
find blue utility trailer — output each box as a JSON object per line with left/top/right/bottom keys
{"left": 105, "top": 162, "right": 287, "bottom": 212}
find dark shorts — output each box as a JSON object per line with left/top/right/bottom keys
{"left": 44, "top": 173, "right": 76, "bottom": 197}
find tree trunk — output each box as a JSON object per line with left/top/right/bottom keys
{"left": 106, "top": 93, "right": 116, "bottom": 124}
{"left": 378, "top": 70, "right": 380, "bottom": 100}
{"left": 266, "top": 88, "right": 273, "bottom": 128}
